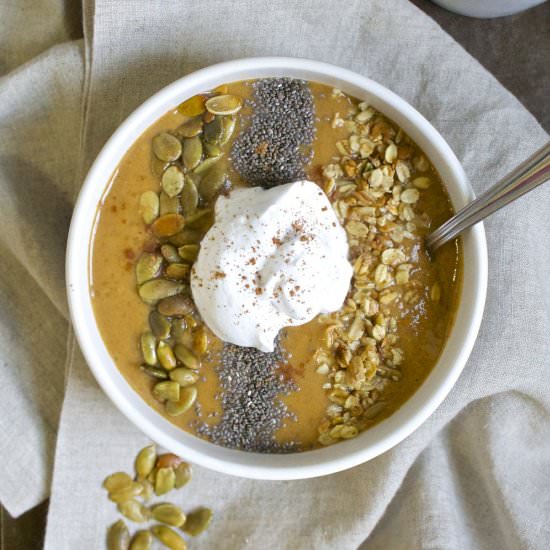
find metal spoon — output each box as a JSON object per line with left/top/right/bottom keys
{"left": 425, "top": 142, "right": 550, "bottom": 253}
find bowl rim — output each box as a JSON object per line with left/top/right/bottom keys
{"left": 66, "top": 56, "right": 488, "bottom": 480}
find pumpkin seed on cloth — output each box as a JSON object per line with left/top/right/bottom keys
{"left": 140, "top": 332, "right": 158, "bottom": 366}
{"left": 182, "top": 136, "right": 203, "bottom": 170}
{"left": 154, "top": 467, "right": 176, "bottom": 496}
{"left": 169, "top": 367, "right": 199, "bottom": 387}
{"left": 151, "top": 213, "right": 185, "bottom": 237}
{"left": 138, "top": 478, "right": 154, "bottom": 501}
{"left": 156, "top": 453, "right": 183, "bottom": 469}
{"left": 152, "top": 133, "right": 182, "bottom": 162}
{"left": 151, "top": 525, "right": 187, "bottom": 550}
{"left": 108, "top": 481, "right": 144, "bottom": 504}
{"left": 152, "top": 381, "right": 180, "bottom": 402}
{"left": 107, "top": 520, "right": 130, "bottom": 550}
{"left": 129, "top": 530, "right": 153, "bottom": 550}
{"left": 103, "top": 472, "right": 133, "bottom": 494}
{"left": 161, "top": 166, "right": 185, "bottom": 197}
{"left": 174, "top": 462, "right": 192, "bottom": 489}
{"left": 118, "top": 499, "right": 150, "bottom": 523}
{"left": 135, "top": 253, "right": 163, "bottom": 285}
{"left": 166, "top": 386, "right": 197, "bottom": 416}
{"left": 139, "top": 191, "right": 160, "bottom": 224}
{"left": 135, "top": 445, "right": 157, "bottom": 479}
{"left": 151, "top": 503, "right": 186, "bottom": 527}
{"left": 182, "top": 507, "right": 213, "bottom": 536}
{"left": 205, "top": 94, "right": 242, "bottom": 115}
{"left": 138, "top": 279, "right": 186, "bottom": 304}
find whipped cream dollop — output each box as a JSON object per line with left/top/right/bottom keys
{"left": 191, "top": 180, "right": 352, "bottom": 352}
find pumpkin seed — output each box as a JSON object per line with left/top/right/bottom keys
{"left": 154, "top": 467, "right": 176, "bottom": 496}
{"left": 185, "top": 315, "right": 199, "bottom": 330}
{"left": 168, "top": 228, "right": 203, "bottom": 246}
{"left": 140, "top": 332, "right": 158, "bottom": 366}
{"left": 107, "top": 520, "right": 130, "bottom": 550}
{"left": 129, "top": 529, "right": 153, "bottom": 550}
{"left": 153, "top": 133, "right": 182, "bottom": 162}
{"left": 185, "top": 209, "right": 213, "bottom": 231}
{"left": 203, "top": 110, "right": 215, "bottom": 123}
{"left": 166, "top": 263, "right": 191, "bottom": 280}
{"left": 109, "top": 481, "right": 144, "bottom": 503}
{"left": 139, "top": 191, "right": 160, "bottom": 224}
{"left": 151, "top": 525, "right": 187, "bottom": 550}
{"left": 103, "top": 471, "right": 133, "bottom": 493}
{"left": 157, "top": 341, "right": 177, "bottom": 370}
{"left": 140, "top": 364, "right": 168, "bottom": 379}
{"left": 169, "top": 367, "right": 199, "bottom": 387}
{"left": 193, "top": 155, "right": 223, "bottom": 175}
{"left": 149, "top": 311, "right": 171, "bottom": 340}
{"left": 146, "top": 467, "right": 158, "bottom": 485}
{"left": 204, "top": 143, "right": 223, "bottom": 158}
{"left": 166, "top": 386, "right": 197, "bottom": 417}
{"left": 183, "top": 137, "right": 203, "bottom": 170}
{"left": 181, "top": 177, "right": 199, "bottom": 216}
{"left": 151, "top": 157, "right": 169, "bottom": 178}
{"left": 136, "top": 253, "right": 163, "bottom": 285}
{"left": 159, "top": 191, "right": 180, "bottom": 215}
{"left": 171, "top": 318, "right": 187, "bottom": 343}
{"left": 174, "top": 344, "right": 200, "bottom": 370}
{"left": 193, "top": 326, "right": 208, "bottom": 356}
{"left": 151, "top": 213, "right": 185, "bottom": 237}
{"left": 161, "top": 166, "right": 185, "bottom": 198}
{"left": 138, "top": 279, "right": 186, "bottom": 304}
{"left": 160, "top": 243, "right": 182, "bottom": 263}
{"left": 138, "top": 478, "right": 154, "bottom": 501}
{"left": 177, "top": 116, "right": 203, "bottom": 138}
{"left": 156, "top": 453, "right": 183, "bottom": 469}
{"left": 177, "top": 244, "right": 199, "bottom": 263}
{"left": 153, "top": 381, "right": 180, "bottom": 402}
{"left": 174, "top": 462, "right": 192, "bottom": 489}
{"left": 118, "top": 499, "right": 150, "bottom": 523}
{"left": 182, "top": 507, "right": 213, "bottom": 536}
{"left": 135, "top": 445, "right": 157, "bottom": 478}
{"left": 177, "top": 95, "right": 205, "bottom": 117}
{"left": 219, "top": 115, "right": 236, "bottom": 145}
{"left": 203, "top": 116, "right": 223, "bottom": 144}
{"left": 198, "top": 164, "right": 227, "bottom": 201}
{"left": 157, "top": 294, "right": 194, "bottom": 317}
{"left": 151, "top": 503, "right": 186, "bottom": 527}
{"left": 205, "top": 94, "right": 242, "bottom": 115}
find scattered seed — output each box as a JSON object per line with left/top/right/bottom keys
{"left": 174, "top": 344, "right": 200, "bottom": 370}
{"left": 151, "top": 503, "right": 186, "bottom": 527}
{"left": 169, "top": 367, "right": 199, "bottom": 387}
{"left": 151, "top": 214, "right": 185, "bottom": 237}
{"left": 138, "top": 479, "right": 154, "bottom": 501}
{"left": 154, "top": 467, "right": 176, "bottom": 496}
{"left": 153, "top": 381, "right": 180, "bottom": 402}
{"left": 118, "top": 499, "right": 150, "bottom": 523}
{"left": 135, "top": 445, "right": 157, "bottom": 479}
{"left": 182, "top": 136, "right": 203, "bottom": 170}
{"left": 138, "top": 280, "right": 186, "bottom": 304}
{"left": 161, "top": 166, "right": 185, "bottom": 198}
{"left": 151, "top": 525, "right": 187, "bottom": 550}
{"left": 182, "top": 507, "right": 213, "bottom": 536}
{"left": 158, "top": 341, "right": 177, "bottom": 370}
{"left": 181, "top": 177, "right": 199, "bottom": 216}
{"left": 149, "top": 311, "right": 171, "bottom": 340}
{"left": 129, "top": 529, "right": 153, "bottom": 550}
{"left": 135, "top": 253, "right": 163, "bottom": 285}
{"left": 108, "top": 482, "right": 144, "bottom": 504}
{"left": 140, "top": 332, "right": 158, "bottom": 366}
{"left": 153, "top": 133, "right": 182, "bottom": 162}
{"left": 103, "top": 472, "right": 133, "bottom": 494}
{"left": 139, "top": 191, "right": 160, "bottom": 224}
{"left": 107, "top": 520, "right": 130, "bottom": 550}
{"left": 156, "top": 454, "right": 183, "bottom": 469}
{"left": 174, "top": 462, "right": 192, "bottom": 489}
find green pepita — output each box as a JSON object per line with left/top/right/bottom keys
{"left": 174, "top": 344, "right": 200, "bottom": 370}
{"left": 181, "top": 177, "right": 199, "bottom": 216}
{"left": 161, "top": 166, "right": 185, "bottom": 198}
{"left": 140, "top": 331, "right": 158, "bottom": 366}
{"left": 183, "top": 136, "right": 203, "bottom": 170}
{"left": 159, "top": 191, "right": 181, "bottom": 215}
{"left": 193, "top": 326, "right": 208, "bottom": 356}
{"left": 129, "top": 529, "right": 153, "bottom": 550}
{"left": 178, "top": 95, "right": 206, "bottom": 117}
{"left": 177, "top": 244, "right": 199, "bottom": 263}
{"left": 177, "top": 116, "right": 203, "bottom": 138}
{"left": 151, "top": 525, "right": 187, "bottom": 550}
{"left": 139, "top": 191, "right": 160, "bottom": 225}
{"left": 219, "top": 115, "right": 236, "bottom": 145}
{"left": 160, "top": 243, "right": 182, "bottom": 263}
{"left": 152, "top": 133, "right": 182, "bottom": 162}
{"left": 203, "top": 116, "right": 223, "bottom": 144}
{"left": 149, "top": 310, "right": 171, "bottom": 340}
{"left": 157, "top": 294, "right": 194, "bottom": 317}
{"left": 103, "top": 471, "right": 133, "bottom": 493}
{"left": 152, "top": 381, "right": 180, "bottom": 402}
{"left": 169, "top": 367, "right": 199, "bottom": 387}
{"left": 107, "top": 519, "right": 130, "bottom": 550}
{"left": 138, "top": 478, "right": 154, "bottom": 501}
{"left": 193, "top": 155, "right": 223, "bottom": 175}
{"left": 205, "top": 94, "right": 242, "bottom": 116}
{"left": 135, "top": 253, "right": 163, "bottom": 285}
{"left": 151, "top": 157, "right": 169, "bottom": 178}
{"left": 185, "top": 208, "right": 213, "bottom": 231}
{"left": 118, "top": 499, "right": 150, "bottom": 523}
{"left": 154, "top": 467, "right": 176, "bottom": 496}
{"left": 108, "top": 481, "right": 144, "bottom": 503}
{"left": 198, "top": 163, "right": 227, "bottom": 201}
{"left": 156, "top": 453, "right": 183, "bottom": 469}
{"left": 182, "top": 507, "right": 213, "bottom": 536}
{"left": 135, "top": 445, "right": 157, "bottom": 478}
{"left": 166, "top": 263, "right": 191, "bottom": 280}
{"left": 204, "top": 142, "right": 223, "bottom": 158}
{"left": 140, "top": 364, "right": 168, "bottom": 379}
{"left": 151, "top": 503, "right": 186, "bottom": 527}
{"left": 151, "top": 213, "right": 185, "bottom": 237}
{"left": 157, "top": 341, "right": 177, "bottom": 370}
{"left": 174, "top": 462, "right": 192, "bottom": 489}
{"left": 168, "top": 228, "right": 203, "bottom": 246}
{"left": 170, "top": 318, "right": 187, "bottom": 343}
{"left": 166, "top": 386, "right": 197, "bottom": 417}
{"left": 138, "top": 279, "right": 186, "bottom": 304}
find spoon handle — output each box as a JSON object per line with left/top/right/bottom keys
{"left": 426, "top": 141, "right": 550, "bottom": 253}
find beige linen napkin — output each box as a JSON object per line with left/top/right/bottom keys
{"left": 1, "top": 0, "right": 549, "bottom": 546}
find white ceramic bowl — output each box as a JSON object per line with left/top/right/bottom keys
{"left": 67, "top": 57, "right": 487, "bottom": 480}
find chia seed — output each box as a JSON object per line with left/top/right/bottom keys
{"left": 231, "top": 78, "right": 315, "bottom": 188}
{"left": 197, "top": 340, "right": 298, "bottom": 453}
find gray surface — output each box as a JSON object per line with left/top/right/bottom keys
{"left": 1, "top": 2, "right": 548, "bottom": 549}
